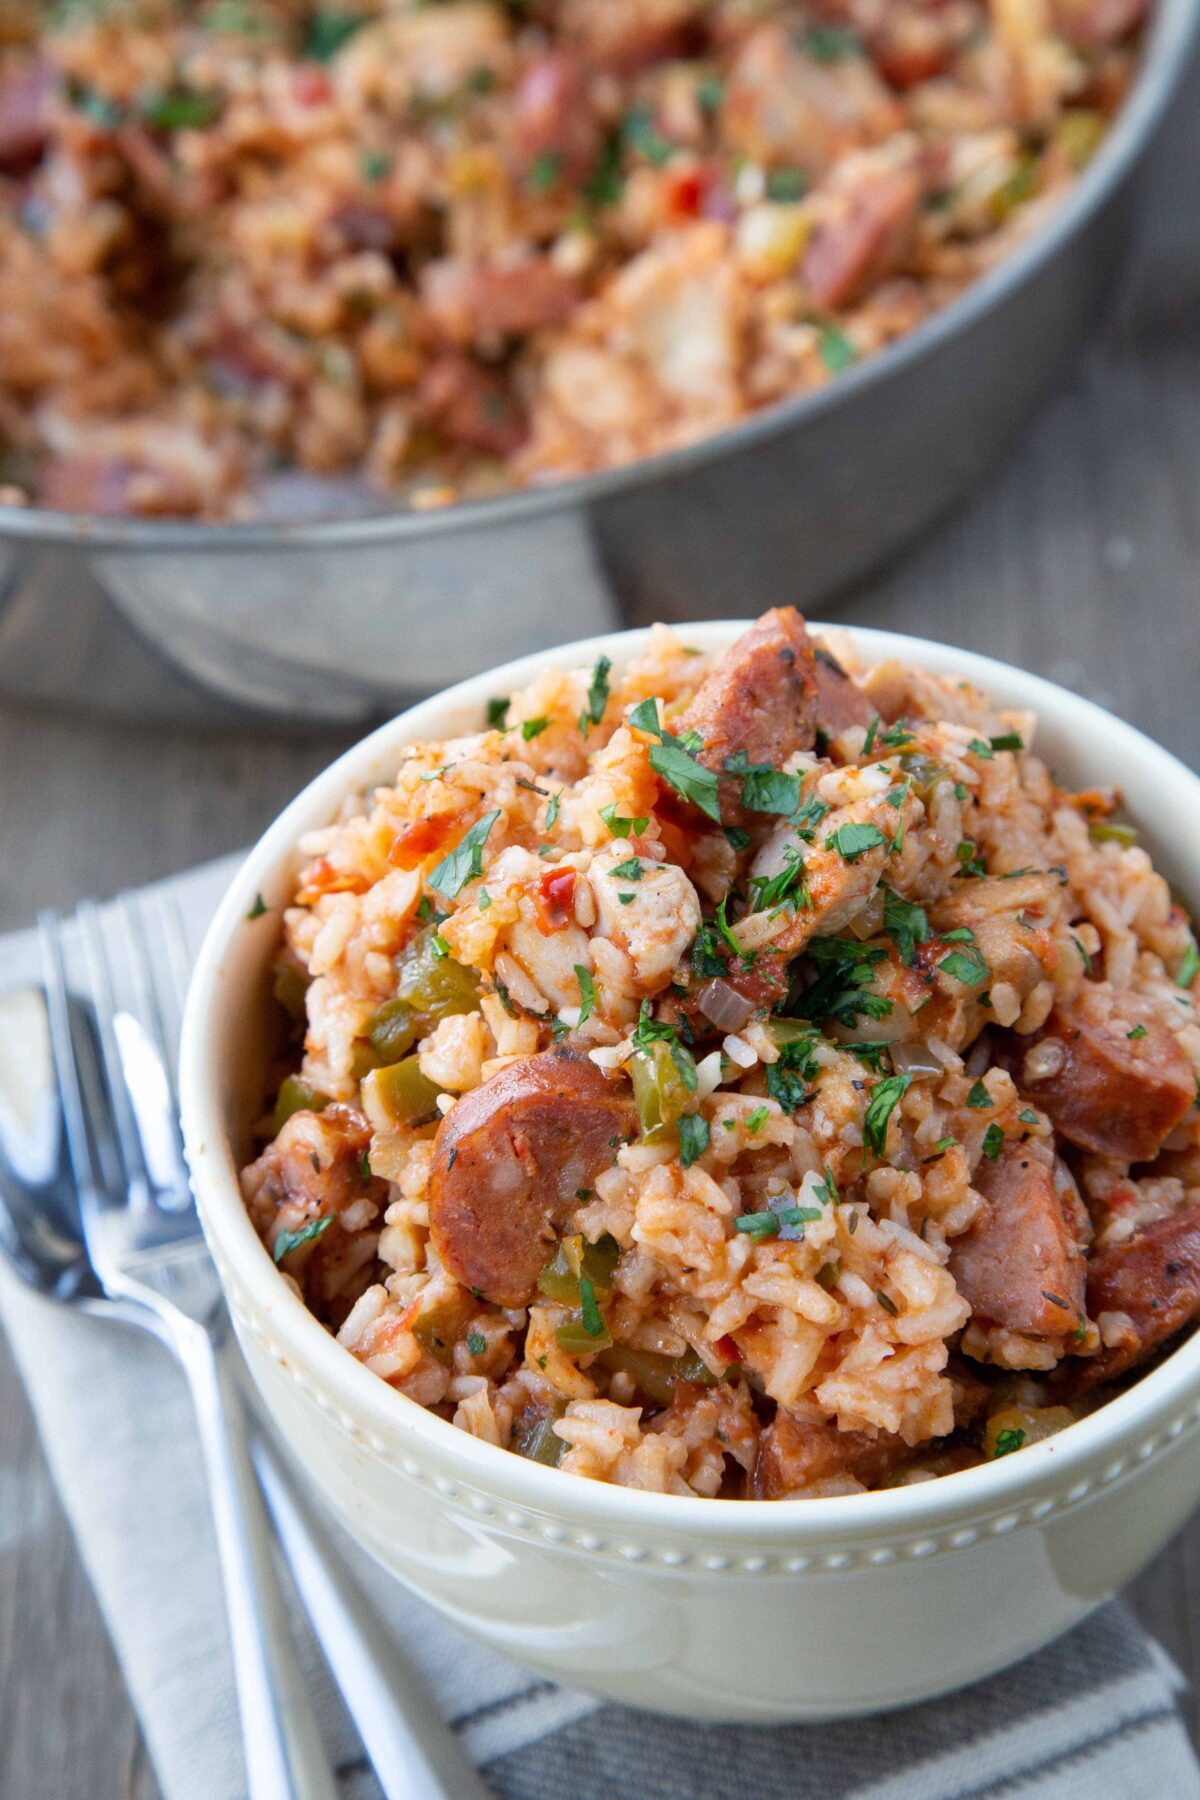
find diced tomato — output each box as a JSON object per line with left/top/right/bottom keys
{"left": 664, "top": 166, "right": 706, "bottom": 221}
{"left": 713, "top": 1333, "right": 744, "bottom": 1365}
{"left": 296, "top": 855, "right": 370, "bottom": 902}
{"left": 388, "top": 814, "right": 463, "bottom": 871}
{"left": 534, "top": 867, "right": 577, "bottom": 934}
{"left": 293, "top": 69, "right": 333, "bottom": 107}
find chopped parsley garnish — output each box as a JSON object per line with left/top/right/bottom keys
{"left": 765, "top": 166, "right": 807, "bottom": 203}
{"left": 1018, "top": 1108, "right": 1039, "bottom": 1124}
{"left": 306, "top": 9, "right": 366, "bottom": 61}
{"left": 360, "top": 148, "right": 391, "bottom": 183}
{"left": 544, "top": 793, "right": 560, "bottom": 830}
{"left": 955, "top": 840, "right": 987, "bottom": 878}
{"left": 966, "top": 1079, "right": 993, "bottom": 1109}
{"left": 724, "top": 751, "right": 801, "bottom": 817}
{"left": 527, "top": 150, "right": 561, "bottom": 193}
{"left": 825, "top": 822, "right": 888, "bottom": 862}
{"left": 622, "top": 105, "right": 674, "bottom": 166}
{"left": 882, "top": 886, "right": 929, "bottom": 965}
{"left": 1177, "top": 940, "right": 1200, "bottom": 988}
{"left": 792, "top": 796, "right": 832, "bottom": 841}
{"left": 751, "top": 844, "right": 810, "bottom": 913}
{"left": 769, "top": 1192, "right": 824, "bottom": 1240}
{"left": 691, "top": 923, "right": 729, "bottom": 978}
{"left": 580, "top": 654, "right": 612, "bottom": 731}
{"left": 939, "top": 945, "right": 989, "bottom": 987}
{"left": 246, "top": 893, "right": 268, "bottom": 920}
{"left": 466, "top": 1331, "right": 487, "bottom": 1356}
{"left": 521, "top": 715, "right": 551, "bottom": 741}
{"left": 574, "top": 965, "right": 596, "bottom": 1024}
{"left": 989, "top": 732, "right": 1025, "bottom": 753}
{"left": 968, "top": 737, "right": 995, "bottom": 760}
{"left": 678, "top": 1113, "right": 710, "bottom": 1167}
{"left": 415, "top": 895, "right": 434, "bottom": 922}
{"left": 1072, "top": 934, "right": 1093, "bottom": 975}
{"left": 696, "top": 72, "right": 724, "bottom": 114}
{"left": 430, "top": 932, "right": 451, "bottom": 960}
{"left": 844, "top": 1042, "right": 890, "bottom": 1071}
{"left": 929, "top": 1136, "right": 957, "bottom": 1157}
{"left": 879, "top": 719, "right": 915, "bottom": 749}
{"left": 486, "top": 695, "right": 510, "bottom": 729}
{"left": 599, "top": 804, "right": 649, "bottom": 838}
{"left": 818, "top": 324, "right": 858, "bottom": 374}
{"left": 863, "top": 1074, "right": 911, "bottom": 1159}
{"left": 618, "top": 893, "right": 636, "bottom": 905}
{"left": 726, "top": 825, "right": 753, "bottom": 850}
{"left": 862, "top": 715, "right": 880, "bottom": 755}
{"left": 814, "top": 1166, "right": 839, "bottom": 1205}
{"left": 805, "top": 24, "right": 861, "bottom": 60}
{"left": 981, "top": 1122, "right": 1005, "bottom": 1160}
{"left": 141, "top": 88, "right": 221, "bottom": 130}
{"left": 992, "top": 1427, "right": 1025, "bottom": 1458}
{"left": 765, "top": 1036, "right": 816, "bottom": 1112}
{"left": 799, "top": 938, "right": 892, "bottom": 1030}
{"left": 875, "top": 1287, "right": 899, "bottom": 1317}
{"left": 734, "top": 1210, "right": 779, "bottom": 1239}
{"left": 428, "top": 809, "right": 501, "bottom": 899}
{"left": 745, "top": 1105, "right": 770, "bottom": 1134}
{"left": 1127, "top": 1023, "right": 1148, "bottom": 1041}
{"left": 273, "top": 1215, "right": 333, "bottom": 1263}
{"left": 632, "top": 1001, "right": 697, "bottom": 1091}
{"left": 610, "top": 857, "right": 643, "bottom": 880}
{"left": 478, "top": 889, "right": 491, "bottom": 911}
{"left": 651, "top": 737, "right": 720, "bottom": 821}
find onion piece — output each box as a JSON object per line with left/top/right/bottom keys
{"left": 888, "top": 1041, "right": 945, "bottom": 1076}
{"left": 696, "top": 978, "right": 755, "bottom": 1033}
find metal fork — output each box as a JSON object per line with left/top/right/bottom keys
{"left": 40, "top": 893, "right": 337, "bottom": 1800}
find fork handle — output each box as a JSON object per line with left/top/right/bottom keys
{"left": 172, "top": 1318, "right": 339, "bottom": 1800}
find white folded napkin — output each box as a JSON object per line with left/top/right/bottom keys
{"left": 1, "top": 859, "right": 1198, "bottom": 1800}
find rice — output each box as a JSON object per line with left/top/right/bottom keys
{"left": 239, "top": 608, "right": 1200, "bottom": 1498}
{"left": 0, "top": 0, "right": 1147, "bottom": 519}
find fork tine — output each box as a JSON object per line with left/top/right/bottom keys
{"left": 117, "top": 889, "right": 192, "bottom": 1211}
{"left": 38, "top": 909, "right": 112, "bottom": 1257}
{"left": 76, "top": 900, "right": 151, "bottom": 1214}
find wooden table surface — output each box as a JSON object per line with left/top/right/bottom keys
{"left": 4, "top": 78, "right": 1200, "bottom": 1800}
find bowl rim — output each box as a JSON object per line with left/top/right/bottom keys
{"left": 4, "top": 0, "right": 1197, "bottom": 555}
{"left": 181, "top": 619, "right": 1200, "bottom": 1541}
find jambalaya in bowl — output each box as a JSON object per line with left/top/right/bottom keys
{"left": 240, "top": 608, "right": 1200, "bottom": 1497}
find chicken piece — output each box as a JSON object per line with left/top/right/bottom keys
{"left": 588, "top": 846, "right": 702, "bottom": 995}
{"left": 241, "top": 1104, "right": 384, "bottom": 1249}
{"left": 1014, "top": 985, "right": 1195, "bottom": 1163}
{"left": 428, "top": 1049, "right": 636, "bottom": 1307}
{"left": 951, "top": 1147, "right": 1087, "bottom": 1338}
{"left": 722, "top": 22, "right": 902, "bottom": 173}
{"left": 1072, "top": 1206, "right": 1200, "bottom": 1388}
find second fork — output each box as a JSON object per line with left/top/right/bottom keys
{"left": 40, "top": 896, "right": 338, "bottom": 1800}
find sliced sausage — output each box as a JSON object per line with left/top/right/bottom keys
{"left": 1050, "top": 0, "right": 1148, "bottom": 48}
{"left": 242, "top": 1104, "right": 384, "bottom": 1241}
{"left": 808, "top": 641, "right": 876, "bottom": 739}
{"left": 1015, "top": 987, "right": 1195, "bottom": 1164}
{"left": 513, "top": 50, "right": 601, "bottom": 181}
{"left": 415, "top": 356, "right": 527, "bottom": 456}
{"left": 421, "top": 255, "right": 582, "bottom": 346}
{"left": 951, "top": 1147, "right": 1086, "bottom": 1338}
{"left": 1077, "top": 1206, "right": 1200, "bottom": 1387}
{"left": 803, "top": 162, "right": 922, "bottom": 311}
{"left": 755, "top": 1363, "right": 986, "bottom": 1497}
{"left": 0, "top": 58, "right": 51, "bottom": 176}
{"left": 428, "top": 1048, "right": 636, "bottom": 1307}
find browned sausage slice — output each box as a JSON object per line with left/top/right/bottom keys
{"left": 803, "top": 164, "right": 922, "bottom": 311}
{"left": 1016, "top": 988, "right": 1194, "bottom": 1164}
{"left": 429, "top": 1048, "right": 636, "bottom": 1308}
{"left": 0, "top": 58, "right": 50, "bottom": 176}
{"left": 755, "top": 1364, "right": 987, "bottom": 1497}
{"left": 1077, "top": 1205, "right": 1200, "bottom": 1387}
{"left": 678, "top": 609, "right": 874, "bottom": 825}
{"left": 950, "top": 1147, "right": 1086, "bottom": 1337}
{"left": 754, "top": 1410, "right": 910, "bottom": 1498}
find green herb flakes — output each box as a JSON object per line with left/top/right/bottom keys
{"left": 992, "top": 1427, "right": 1025, "bottom": 1458}
{"left": 599, "top": 804, "right": 650, "bottom": 839}
{"left": 981, "top": 1122, "right": 1005, "bottom": 1160}
{"left": 428, "top": 809, "right": 501, "bottom": 899}
{"left": 486, "top": 695, "right": 510, "bottom": 729}
{"left": 466, "top": 1331, "right": 487, "bottom": 1356}
{"left": 273, "top": 1215, "right": 333, "bottom": 1264}
{"left": 863, "top": 1074, "right": 911, "bottom": 1159}
{"left": 610, "top": 857, "right": 643, "bottom": 881}
{"left": 882, "top": 886, "right": 929, "bottom": 965}
{"left": 574, "top": 965, "right": 596, "bottom": 1024}
{"left": 246, "top": 893, "right": 268, "bottom": 920}
{"left": 825, "top": 822, "right": 888, "bottom": 862}
{"left": 580, "top": 654, "right": 612, "bottom": 731}
{"left": 966, "top": 1079, "right": 993, "bottom": 1109}
{"left": 678, "top": 1113, "right": 710, "bottom": 1168}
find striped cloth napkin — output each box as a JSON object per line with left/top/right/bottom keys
{"left": 1, "top": 857, "right": 1198, "bottom": 1800}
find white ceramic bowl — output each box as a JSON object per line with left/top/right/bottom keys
{"left": 180, "top": 623, "right": 1200, "bottom": 1722}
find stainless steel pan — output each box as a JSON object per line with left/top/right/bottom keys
{"left": 1, "top": 0, "right": 1195, "bottom": 723}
